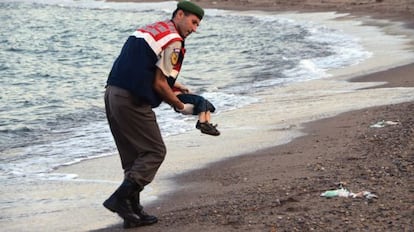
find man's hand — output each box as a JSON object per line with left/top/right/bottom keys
{"left": 177, "top": 103, "right": 194, "bottom": 115}
{"left": 174, "top": 82, "right": 190, "bottom": 94}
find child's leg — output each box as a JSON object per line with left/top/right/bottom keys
{"left": 177, "top": 94, "right": 219, "bottom": 135}
{"left": 196, "top": 113, "right": 220, "bottom": 136}
{"left": 204, "top": 111, "right": 211, "bottom": 123}
{"left": 198, "top": 112, "right": 207, "bottom": 123}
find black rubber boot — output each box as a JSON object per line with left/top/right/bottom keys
{"left": 123, "top": 191, "right": 158, "bottom": 228}
{"left": 103, "top": 179, "right": 142, "bottom": 224}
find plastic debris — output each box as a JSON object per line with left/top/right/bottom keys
{"left": 320, "top": 187, "right": 351, "bottom": 198}
{"left": 351, "top": 191, "right": 378, "bottom": 199}
{"left": 370, "top": 120, "right": 399, "bottom": 128}
{"left": 320, "top": 184, "right": 378, "bottom": 199}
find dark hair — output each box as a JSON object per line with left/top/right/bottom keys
{"left": 171, "top": 8, "right": 191, "bottom": 19}
{"left": 172, "top": 8, "right": 178, "bottom": 19}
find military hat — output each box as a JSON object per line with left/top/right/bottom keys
{"left": 177, "top": 1, "right": 204, "bottom": 20}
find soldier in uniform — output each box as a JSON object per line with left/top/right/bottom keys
{"left": 103, "top": 1, "right": 205, "bottom": 228}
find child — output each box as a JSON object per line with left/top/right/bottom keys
{"left": 173, "top": 83, "right": 220, "bottom": 136}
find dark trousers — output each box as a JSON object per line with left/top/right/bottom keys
{"left": 176, "top": 93, "right": 215, "bottom": 115}
{"left": 104, "top": 85, "right": 166, "bottom": 187}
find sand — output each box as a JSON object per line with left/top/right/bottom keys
{"left": 11, "top": 1, "right": 413, "bottom": 231}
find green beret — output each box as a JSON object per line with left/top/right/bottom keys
{"left": 177, "top": 1, "right": 204, "bottom": 20}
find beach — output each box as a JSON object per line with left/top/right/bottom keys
{"left": 95, "top": 1, "right": 414, "bottom": 231}
{"left": 3, "top": 0, "right": 413, "bottom": 231}
{"left": 110, "top": 67, "right": 414, "bottom": 232}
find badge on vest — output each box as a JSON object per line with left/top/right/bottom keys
{"left": 171, "top": 48, "right": 180, "bottom": 65}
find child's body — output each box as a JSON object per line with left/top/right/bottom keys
{"left": 172, "top": 83, "right": 220, "bottom": 136}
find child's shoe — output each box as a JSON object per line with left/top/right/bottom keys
{"left": 196, "top": 121, "right": 220, "bottom": 136}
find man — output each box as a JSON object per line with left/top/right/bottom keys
{"left": 103, "top": 1, "right": 204, "bottom": 228}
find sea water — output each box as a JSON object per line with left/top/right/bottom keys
{"left": 0, "top": 0, "right": 371, "bottom": 183}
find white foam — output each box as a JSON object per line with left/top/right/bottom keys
{"left": 283, "top": 59, "right": 330, "bottom": 81}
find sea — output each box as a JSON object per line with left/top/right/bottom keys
{"left": 3, "top": 0, "right": 414, "bottom": 231}
{"left": 0, "top": 0, "right": 372, "bottom": 184}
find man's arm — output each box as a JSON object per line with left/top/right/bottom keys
{"left": 153, "top": 68, "right": 185, "bottom": 110}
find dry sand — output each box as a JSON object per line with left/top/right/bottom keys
{"left": 92, "top": 66, "right": 414, "bottom": 232}
{"left": 117, "top": 66, "right": 414, "bottom": 232}
{"left": 110, "top": 0, "right": 414, "bottom": 16}
{"left": 78, "top": 1, "right": 414, "bottom": 231}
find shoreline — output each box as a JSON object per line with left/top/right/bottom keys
{"left": 5, "top": 1, "right": 413, "bottom": 231}
{"left": 96, "top": 1, "right": 414, "bottom": 231}
{"left": 109, "top": 0, "right": 414, "bottom": 21}
{"left": 90, "top": 60, "right": 414, "bottom": 231}
{"left": 135, "top": 101, "right": 414, "bottom": 232}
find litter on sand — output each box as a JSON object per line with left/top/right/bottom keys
{"left": 320, "top": 183, "right": 378, "bottom": 199}
{"left": 369, "top": 120, "right": 399, "bottom": 128}
{"left": 320, "top": 188, "right": 378, "bottom": 199}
